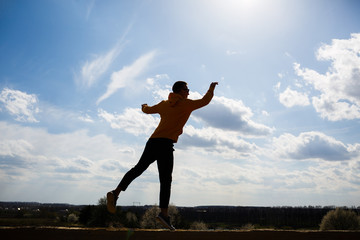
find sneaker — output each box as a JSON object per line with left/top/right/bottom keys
{"left": 106, "top": 191, "right": 118, "bottom": 214}
{"left": 156, "top": 212, "right": 175, "bottom": 231}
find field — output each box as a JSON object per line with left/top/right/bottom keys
{"left": 1, "top": 227, "right": 360, "bottom": 240}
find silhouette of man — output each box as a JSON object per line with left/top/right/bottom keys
{"left": 107, "top": 81, "right": 218, "bottom": 230}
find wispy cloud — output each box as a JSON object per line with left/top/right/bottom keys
{"left": 0, "top": 88, "right": 40, "bottom": 123}
{"left": 75, "top": 23, "right": 133, "bottom": 88}
{"left": 85, "top": 0, "right": 95, "bottom": 20}
{"left": 76, "top": 43, "right": 123, "bottom": 88}
{"left": 96, "top": 50, "right": 157, "bottom": 105}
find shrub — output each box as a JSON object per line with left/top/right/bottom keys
{"left": 67, "top": 213, "right": 79, "bottom": 223}
{"left": 320, "top": 208, "right": 360, "bottom": 230}
{"left": 125, "top": 212, "right": 139, "bottom": 228}
{"left": 190, "top": 221, "right": 208, "bottom": 230}
{"left": 79, "top": 196, "right": 123, "bottom": 227}
{"left": 140, "top": 204, "right": 180, "bottom": 229}
{"left": 140, "top": 205, "right": 161, "bottom": 229}
{"left": 241, "top": 223, "right": 255, "bottom": 230}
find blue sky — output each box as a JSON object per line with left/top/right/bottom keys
{"left": 1, "top": 0, "right": 360, "bottom": 207}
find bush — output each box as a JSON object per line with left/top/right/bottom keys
{"left": 320, "top": 208, "right": 360, "bottom": 230}
{"left": 79, "top": 196, "right": 124, "bottom": 227}
{"left": 241, "top": 223, "right": 255, "bottom": 230}
{"left": 67, "top": 213, "right": 79, "bottom": 223}
{"left": 190, "top": 221, "right": 208, "bottom": 230}
{"left": 140, "top": 204, "right": 180, "bottom": 229}
{"left": 126, "top": 212, "right": 139, "bottom": 228}
{"left": 140, "top": 206, "right": 161, "bottom": 229}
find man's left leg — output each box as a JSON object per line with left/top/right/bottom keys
{"left": 156, "top": 140, "right": 175, "bottom": 230}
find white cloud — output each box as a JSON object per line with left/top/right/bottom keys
{"left": 97, "top": 89, "right": 265, "bottom": 159}
{"left": 279, "top": 87, "right": 310, "bottom": 108}
{"left": 146, "top": 74, "right": 170, "bottom": 94}
{"left": 78, "top": 113, "right": 94, "bottom": 123}
{"left": 311, "top": 94, "right": 360, "bottom": 121}
{"left": 1, "top": 120, "right": 359, "bottom": 206}
{"left": 262, "top": 110, "right": 269, "bottom": 116}
{"left": 98, "top": 108, "right": 159, "bottom": 136}
{"left": 273, "top": 81, "right": 281, "bottom": 91}
{"left": 0, "top": 88, "right": 40, "bottom": 123}
{"left": 96, "top": 84, "right": 272, "bottom": 158}
{"left": 0, "top": 121, "right": 138, "bottom": 204}
{"left": 180, "top": 125, "right": 259, "bottom": 159}
{"left": 192, "top": 95, "right": 274, "bottom": 137}
{"left": 294, "top": 33, "right": 360, "bottom": 121}
{"left": 96, "top": 50, "right": 157, "bottom": 104}
{"left": 273, "top": 131, "right": 359, "bottom": 161}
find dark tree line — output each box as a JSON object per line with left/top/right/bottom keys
{"left": 2, "top": 201, "right": 359, "bottom": 230}
{"left": 178, "top": 206, "right": 360, "bottom": 229}
{"left": 78, "top": 204, "right": 360, "bottom": 230}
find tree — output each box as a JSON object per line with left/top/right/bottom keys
{"left": 98, "top": 197, "right": 107, "bottom": 206}
{"left": 320, "top": 208, "right": 360, "bottom": 230}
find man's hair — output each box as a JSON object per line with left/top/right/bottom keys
{"left": 172, "top": 81, "right": 187, "bottom": 93}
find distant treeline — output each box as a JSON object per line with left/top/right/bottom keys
{"left": 0, "top": 202, "right": 83, "bottom": 210}
{"left": 1, "top": 202, "right": 359, "bottom": 230}
{"left": 124, "top": 205, "right": 360, "bottom": 229}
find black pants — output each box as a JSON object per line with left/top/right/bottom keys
{"left": 118, "top": 138, "right": 174, "bottom": 209}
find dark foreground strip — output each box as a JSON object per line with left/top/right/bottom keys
{"left": 1, "top": 227, "right": 359, "bottom": 240}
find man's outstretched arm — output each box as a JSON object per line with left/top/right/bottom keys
{"left": 142, "top": 102, "right": 163, "bottom": 114}
{"left": 191, "top": 82, "right": 218, "bottom": 110}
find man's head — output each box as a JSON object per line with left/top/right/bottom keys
{"left": 172, "top": 81, "right": 189, "bottom": 98}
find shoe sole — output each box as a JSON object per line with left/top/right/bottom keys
{"left": 156, "top": 216, "right": 175, "bottom": 231}
{"left": 106, "top": 192, "right": 116, "bottom": 214}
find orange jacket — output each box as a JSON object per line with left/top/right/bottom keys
{"left": 142, "top": 90, "right": 214, "bottom": 142}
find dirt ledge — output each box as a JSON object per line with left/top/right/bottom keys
{"left": 1, "top": 227, "right": 359, "bottom": 240}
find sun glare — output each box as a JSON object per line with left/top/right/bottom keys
{"left": 214, "top": 0, "right": 266, "bottom": 16}
{"left": 212, "top": 0, "right": 280, "bottom": 18}
{"left": 205, "top": 0, "right": 284, "bottom": 33}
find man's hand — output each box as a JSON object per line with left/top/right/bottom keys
{"left": 209, "top": 82, "right": 218, "bottom": 91}
{"left": 142, "top": 104, "right": 148, "bottom": 111}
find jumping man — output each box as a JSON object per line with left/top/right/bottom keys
{"left": 106, "top": 81, "right": 218, "bottom": 230}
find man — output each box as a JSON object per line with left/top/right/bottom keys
{"left": 106, "top": 81, "right": 218, "bottom": 230}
